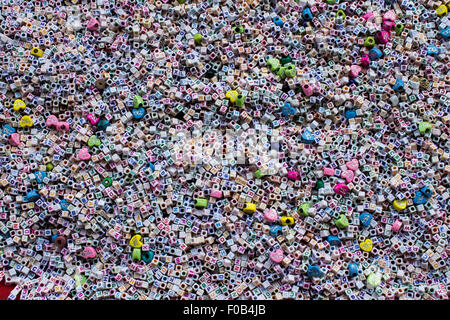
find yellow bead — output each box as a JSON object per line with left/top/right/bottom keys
{"left": 280, "top": 216, "right": 295, "bottom": 226}
{"left": 129, "top": 234, "right": 143, "bottom": 248}
{"left": 13, "top": 99, "right": 26, "bottom": 112}
{"left": 393, "top": 199, "right": 407, "bottom": 211}
{"left": 225, "top": 90, "right": 239, "bottom": 103}
{"left": 19, "top": 115, "right": 33, "bottom": 127}
{"left": 243, "top": 202, "right": 256, "bottom": 214}
{"left": 436, "top": 4, "right": 448, "bottom": 17}
{"left": 30, "top": 47, "right": 44, "bottom": 57}
{"left": 359, "top": 238, "right": 373, "bottom": 252}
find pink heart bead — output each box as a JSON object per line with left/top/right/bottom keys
{"left": 341, "top": 170, "right": 355, "bottom": 183}
{"left": 392, "top": 220, "right": 402, "bottom": 232}
{"left": 376, "top": 30, "right": 389, "bottom": 44}
{"left": 210, "top": 190, "right": 222, "bottom": 199}
{"left": 362, "top": 11, "right": 374, "bottom": 21}
{"left": 46, "top": 115, "right": 59, "bottom": 127}
{"left": 333, "top": 183, "right": 349, "bottom": 196}
{"left": 86, "top": 18, "right": 100, "bottom": 31}
{"left": 263, "top": 208, "right": 278, "bottom": 223}
{"left": 287, "top": 170, "right": 299, "bottom": 180}
{"left": 9, "top": 133, "right": 21, "bottom": 146}
{"left": 360, "top": 54, "right": 370, "bottom": 67}
{"left": 383, "top": 10, "right": 397, "bottom": 22}
{"left": 87, "top": 113, "right": 99, "bottom": 125}
{"left": 270, "top": 249, "right": 284, "bottom": 263}
{"left": 302, "top": 83, "right": 314, "bottom": 97}
{"left": 81, "top": 246, "right": 97, "bottom": 259}
{"left": 346, "top": 159, "right": 359, "bottom": 171}
{"left": 323, "top": 167, "right": 335, "bottom": 176}
{"left": 382, "top": 20, "right": 395, "bottom": 31}
{"left": 78, "top": 147, "right": 91, "bottom": 161}
{"left": 349, "top": 65, "right": 362, "bottom": 78}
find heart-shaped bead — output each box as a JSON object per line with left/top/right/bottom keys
{"left": 327, "top": 235, "right": 341, "bottom": 246}
{"left": 413, "top": 191, "right": 427, "bottom": 205}
{"left": 86, "top": 113, "right": 99, "bottom": 125}
{"left": 349, "top": 65, "right": 361, "bottom": 78}
{"left": 341, "top": 170, "right": 355, "bottom": 183}
{"left": 86, "top": 17, "right": 100, "bottom": 31}
{"left": 335, "top": 214, "right": 349, "bottom": 229}
{"left": 287, "top": 170, "right": 299, "bottom": 180}
{"left": 132, "top": 107, "right": 146, "bottom": 119}
{"left": 35, "top": 170, "right": 47, "bottom": 184}
{"left": 19, "top": 115, "right": 33, "bottom": 127}
{"left": 269, "top": 225, "right": 282, "bottom": 237}
{"left": 210, "top": 190, "right": 222, "bottom": 199}
{"left": 88, "top": 135, "right": 101, "bottom": 147}
{"left": 263, "top": 209, "right": 278, "bottom": 222}
{"left": 360, "top": 212, "right": 372, "bottom": 227}
{"left": 383, "top": 10, "right": 397, "bottom": 22}
{"left": 130, "top": 234, "right": 143, "bottom": 248}
{"left": 393, "top": 199, "right": 407, "bottom": 211}
{"left": 9, "top": 133, "right": 21, "bottom": 146}
{"left": 307, "top": 265, "right": 324, "bottom": 278}
{"left": 56, "top": 122, "right": 69, "bottom": 131}
{"left": 346, "top": 159, "right": 359, "bottom": 171}
{"left": 46, "top": 115, "right": 59, "bottom": 128}
{"left": 360, "top": 54, "right": 370, "bottom": 67}
{"left": 359, "top": 239, "right": 373, "bottom": 252}
{"left": 366, "top": 272, "right": 381, "bottom": 289}
{"left": 13, "top": 99, "right": 26, "bottom": 112}
{"left": 74, "top": 274, "right": 87, "bottom": 287}
{"left": 333, "top": 183, "right": 349, "bottom": 195}
{"left": 81, "top": 246, "right": 97, "bottom": 259}
{"left": 25, "top": 189, "right": 40, "bottom": 202}
{"left": 78, "top": 147, "right": 91, "bottom": 161}
{"left": 323, "top": 167, "right": 335, "bottom": 176}
{"left": 298, "top": 202, "right": 311, "bottom": 217}
{"left": 96, "top": 119, "right": 110, "bottom": 131}
{"left": 345, "top": 109, "right": 357, "bottom": 119}
{"left": 301, "top": 129, "right": 315, "bottom": 144}
{"left": 270, "top": 249, "right": 284, "bottom": 263}
{"left": 3, "top": 124, "right": 16, "bottom": 136}
{"left": 420, "top": 186, "right": 433, "bottom": 199}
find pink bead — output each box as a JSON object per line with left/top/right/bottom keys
{"left": 376, "top": 30, "right": 389, "bottom": 44}
{"left": 87, "top": 113, "right": 99, "bottom": 125}
{"left": 382, "top": 20, "right": 395, "bottom": 31}
{"left": 263, "top": 209, "right": 278, "bottom": 223}
{"left": 287, "top": 171, "right": 299, "bottom": 180}
{"left": 210, "top": 190, "right": 222, "bottom": 198}
{"left": 323, "top": 167, "right": 335, "bottom": 176}
{"left": 333, "top": 183, "right": 349, "bottom": 196}
{"left": 362, "top": 11, "right": 374, "bottom": 21}
{"left": 81, "top": 246, "right": 97, "bottom": 259}
{"left": 46, "top": 115, "right": 59, "bottom": 127}
{"left": 56, "top": 122, "right": 70, "bottom": 131}
{"left": 270, "top": 249, "right": 284, "bottom": 263}
{"left": 392, "top": 220, "right": 402, "bottom": 232}
{"left": 341, "top": 170, "right": 355, "bottom": 183}
{"left": 86, "top": 18, "right": 100, "bottom": 31}
{"left": 360, "top": 54, "right": 370, "bottom": 67}
{"left": 346, "top": 159, "right": 359, "bottom": 171}
{"left": 349, "top": 65, "right": 362, "bottom": 78}
{"left": 9, "top": 133, "right": 21, "bottom": 146}
{"left": 302, "top": 83, "right": 313, "bottom": 97}
{"left": 383, "top": 10, "right": 397, "bottom": 22}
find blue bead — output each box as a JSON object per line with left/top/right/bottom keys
{"left": 35, "top": 170, "right": 47, "bottom": 184}
{"left": 344, "top": 109, "right": 356, "bottom": 119}
{"left": 360, "top": 212, "right": 373, "bottom": 227}
{"left": 51, "top": 234, "right": 58, "bottom": 243}
{"left": 427, "top": 45, "right": 440, "bottom": 56}
{"left": 272, "top": 16, "right": 284, "bottom": 27}
{"left": 307, "top": 265, "right": 324, "bottom": 278}
{"left": 132, "top": 107, "right": 146, "bottom": 119}
{"left": 327, "top": 235, "right": 341, "bottom": 246}
{"left": 2, "top": 124, "right": 15, "bottom": 136}
{"left": 440, "top": 26, "right": 450, "bottom": 39}
{"left": 413, "top": 191, "right": 428, "bottom": 205}
{"left": 270, "top": 225, "right": 282, "bottom": 237}
{"left": 282, "top": 103, "right": 297, "bottom": 116}
{"left": 59, "top": 199, "right": 70, "bottom": 211}
{"left": 25, "top": 189, "right": 40, "bottom": 202}
{"left": 142, "top": 250, "right": 154, "bottom": 263}
{"left": 97, "top": 119, "right": 110, "bottom": 130}
{"left": 302, "top": 8, "right": 313, "bottom": 21}
{"left": 420, "top": 186, "right": 433, "bottom": 199}
{"left": 393, "top": 78, "right": 404, "bottom": 91}
{"left": 369, "top": 48, "right": 383, "bottom": 60}
{"left": 301, "top": 129, "right": 315, "bottom": 144}
{"left": 349, "top": 263, "right": 359, "bottom": 277}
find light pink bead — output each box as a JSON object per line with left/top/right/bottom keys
{"left": 9, "top": 133, "right": 21, "bottom": 146}
{"left": 323, "top": 167, "right": 335, "bottom": 176}
{"left": 392, "top": 220, "right": 403, "bottom": 232}
{"left": 270, "top": 249, "right": 284, "bottom": 263}
{"left": 346, "top": 159, "right": 359, "bottom": 171}
{"left": 302, "top": 83, "right": 313, "bottom": 97}
{"left": 264, "top": 209, "right": 278, "bottom": 223}
{"left": 349, "top": 65, "right": 362, "bottom": 78}
{"left": 383, "top": 10, "right": 397, "bottom": 22}
{"left": 87, "top": 18, "right": 100, "bottom": 31}
{"left": 56, "top": 122, "right": 70, "bottom": 131}
{"left": 287, "top": 171, "right": 299, "bottom": 180}
{"left": 210, "top": 190, "right": 222, "bottom": 198}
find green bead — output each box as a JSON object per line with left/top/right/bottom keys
{"left": 74, "top": 274, "right": 87, "bottom": 287}
{"left": 254, "top": 169, "right": 266, "bottom": 179}
{"left": 364, "top": 37, "right": 375, "bottom": 48}
{"left": 324, "top": 0, "right": 336, "bottom": 4}
{"left": 366, "top": 272, "right": 381, "bottom": 289}
{"left": 277, "top": 66, "right": 287, "bottom": 79}
{"left": 395, "top": 23, "right": 404, "bottom": 35}
{"left": 177, "top": 0, "right": 186, "bottom": 3}
{"left": 102, "top": 177, "right": 112, "bottom": 187}
{"left": 46, "top": 163, "right": 54, "bottom": 171}
{"left": 133, "top": 95, "right": 144, "bottom": 108}
{"left": 280, "top": 56, "right": 292, "bottom": 65}
{"left": 267, "top": 57, "right": 281, "bottom": 72}
{"left": 233, "top": 26, "right": 244, "bottom": 34}
{"left": 194, "top": 33, "right": 203, "bottom": 44}
{"left": 283, "top": 64, "right": 296, "bottom": 78}
{"left": 298, "top": 203, "right": 311, "bottom": 217}
{"left": 132, "top": 248, "right": 141, "bottom": 261}
{"left": 315, "top": 180, "right": 324, "bottom": 190}
{"left": 418, "top": 121, "right": 432, "bottom": 134}
{"left": 335, "top": 214, "right": 349, "bottom": 229}
{"left": 336, "top": 9, "right": 346, "bottom": 19}
{"left": 235, "top": 93, "right": 245, "bottom": 108}
{"left": 195, "top": 198, "right": 208, "bottom": 208}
